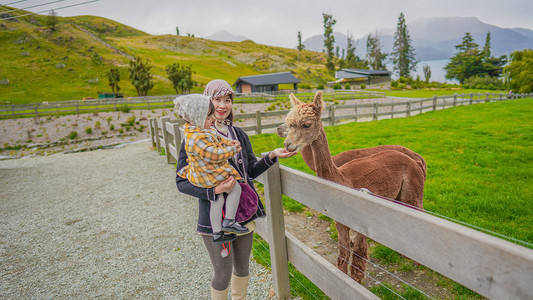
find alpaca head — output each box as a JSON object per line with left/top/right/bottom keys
{"left": 280, "top": 91, "right": 325, "bottom": 152}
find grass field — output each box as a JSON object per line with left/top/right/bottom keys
{"left": 249, "top": 98, "right": 532, "bottom": 298}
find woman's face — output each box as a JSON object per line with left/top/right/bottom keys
{"left": 211, "top": 95, "right": 233, "bottom": 120}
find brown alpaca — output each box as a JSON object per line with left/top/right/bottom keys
{"left": 279, "top": 91, "right": 425, "bottom": 283}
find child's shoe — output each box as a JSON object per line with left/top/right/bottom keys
{"left": 213, "top": 231, "right": 237, "bottom": 244}
{"left": 222, "top": 218, "right": 250, "bottom": 234}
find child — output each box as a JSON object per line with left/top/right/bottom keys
{"left": 174, "top": 94, "right": 249, "bottom": 244}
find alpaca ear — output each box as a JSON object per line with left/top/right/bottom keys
{"left": 289, "top": 93, "right": 303, "bottom": 107}
{"left": 313, "top": 91, "right": 325, "bottom": 111}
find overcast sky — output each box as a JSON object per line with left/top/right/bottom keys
{"left": 7, "top": 0, "right": 533, "bottom": 48}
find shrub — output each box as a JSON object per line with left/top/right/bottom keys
{"left": 360, "top": 83, "right": 366, "bottom": 89}
{"left": 110, "top": 124, "right": 115, "bottom": 130}
{"left": 344, "top": 83, "right": 351, "bottom": 90}
{"left": 85, "top": 127, "right": 92, "bottom": 134}
{"left": 119, "top": 104, "right": 131, "bottom": 113}
{"left": 126, "top": 115, "right": 136, "bottom": 127}
{"left": 299, "top": 83, "right": 311, "bottom": 89}
{"left": 390, "top": 80, "right": 398, "bottom": 88}
{"left": 106, "top": 116, "right": 113, "bottom": 124}
{"left": 316, "top": 84, "right": 324, "bottom": 90}
{"left": 333, "top": 83, "right": 342, "bottom": 90}
{"left": 68, "top": 131, "right": 78, "bottom": 140}
{"left": 94, "top": 121, "right": 101, "bottom": 129}
{"left": 464, "top": 75, "right": 503, "bottom": 90}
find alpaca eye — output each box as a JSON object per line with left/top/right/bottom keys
{"left": 302, "top": 123, "right": 311, "bottom": 129}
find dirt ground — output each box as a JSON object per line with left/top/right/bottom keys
{"left": 0, "top": 97, "right": 471, "bottom": 299}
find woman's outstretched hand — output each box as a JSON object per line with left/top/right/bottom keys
{"left": 269, "top": 148, "right": 298, "bottom": 159}
{"left": 214, "top": 176, "right": 237, "bottom": 195}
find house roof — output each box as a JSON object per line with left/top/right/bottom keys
{"left": 335, "top": 68, "right": 391, "bottom": 79}
{"left": 234, "top": 72, "right": 300, "bottom": 86}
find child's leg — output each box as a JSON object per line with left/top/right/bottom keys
{"left": 210, "top": 194, "right": 225, "bottom": 233}
{"left": 224, "top": 182, "right": 242, "bottom": 220}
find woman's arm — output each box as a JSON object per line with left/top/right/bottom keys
{"left": 176, "top": 143, "right": 217, "bottom": 201}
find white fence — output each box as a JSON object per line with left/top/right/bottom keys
{"left": 148, "top": 92, "right": 533, "bottom": 299}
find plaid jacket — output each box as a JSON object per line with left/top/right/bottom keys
{"left": 177, "top": 123, "right": 241, "bottom": 188}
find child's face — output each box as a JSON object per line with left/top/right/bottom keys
{"left": 203, "top": 114, "right": 215, "bottom": 129}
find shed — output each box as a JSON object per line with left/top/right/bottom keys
{"left": 335, "top": 69, "right": 391, "bottom": 85}
{"left": 234, "top": 72, "right": 300, "bottom": 93}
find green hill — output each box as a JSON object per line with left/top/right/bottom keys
{"left": 0, "top": 7, "right": 331, "bottom": 104}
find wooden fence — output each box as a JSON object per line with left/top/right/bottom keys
{"left": 148, "top": 92, "right": 533, "bottom": 299}
{"left": 0, "top": 90, "right": 384, "bottom": 119}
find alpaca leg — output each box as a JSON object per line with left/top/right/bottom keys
{"left": 335, "top": 221, "right": 351, "bottom": 275}
{"left": 350, "top": 232, "right": 368, "bottom": 283}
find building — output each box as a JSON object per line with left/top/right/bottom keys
{"left": 234, "top": 72, "right": 300, "bottom": 93}
{"left": 334, "top": 69, "right": 391, "bottom": 86}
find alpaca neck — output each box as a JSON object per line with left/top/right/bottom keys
{"left": 311, "top": 126, "right": 343, "bottom": 182}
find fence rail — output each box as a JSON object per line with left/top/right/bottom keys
{"left": 148, "top": 92, "right": 533, "bottom": 299}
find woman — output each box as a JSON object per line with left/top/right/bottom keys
{"left": 176, "top": 79, "right": 296, "bottom": 299}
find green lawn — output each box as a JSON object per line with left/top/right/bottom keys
{"left": 250, "top": 98, "right": 533, "bottom": 246}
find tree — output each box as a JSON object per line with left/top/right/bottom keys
{"left": 445, "top": 32, "right": 506, "bottom": 84}
{"left": 166, "top": 62, "right": 195, "bottom": 94}
{"left": 504, "top": 49, "right": 533, "bottom": 93}
{"left": 423, "top": 64, "right": 431, "bottom": 83}
{"left": 176, "top": 26, "right": 180, "bottom": 36}
{"left": 366, "top": 32, "right": 388, "bottom": 70}
{"left": 47, "top": 9, "right": 58, "bottom": 32}
{"left": 391, "top": 12, "right": 417, "bottom": 78}
{"left": 483, "top": 31, "right": 491, "bottom": 59}
{"left": 106, "top": 67, "right": 121, "bottom": 94}
{"left": 129, "top": 56, "right": 154, "bottom": 96}
{"left": 297, "top": 31, "right": 305, "bottom": 61}
{"left": 322, "top": 13, "right": 336, "bottom": 72}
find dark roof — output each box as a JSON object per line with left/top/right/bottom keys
{"left": 234, "top": 72, "right": 300, "bottom": 86}
{"left": 336, "top": 68, "right": 391, "bottom": 79}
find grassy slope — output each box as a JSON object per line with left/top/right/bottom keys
{"left": 0, "top": 9, "right": 330, "bottom": 103}
{"left": 250, "top": 99, "right": 533, "bottom": 245}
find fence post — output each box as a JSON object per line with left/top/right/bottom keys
{"left": 329, "top": 104, "right": 336, "bottom": 126}
{"left": 261, "top": 153, "right": 291, "bottom": 300}
{"left": 354, "top": 104, "right": 358, "bottom": 123}
{"left": 433, "top": 96, "right": 437, "bottom": 111}
{"left": 453, "top": 94, "right": 457, "bottom": 107}
{"left": 256, "top": 110, "right": 262, "bottom": 135}
{"left": 148, "top": 117, "right": 156, "bottom": 148}
{"left": 153, "top": 117, "right": 161, "bottom": 152}
{"left": 171, "top": 122, "right": 182, "bottom": 160}
{"left": 372, "top": 102, "right": 378, "bottom": 121}
{"left": 469, "top": 93, "right": 474, "bottom": 105}
{"left": 407, "top": 101, "right": 411, "bottom": 117}
{"left": 485, "top": 93, "right": 490, "bottom": 103}
{"left": 11, "top": 104, "right": 15, "bottom": 118}
{"left": 34, "top": 106, "right": 39, "bottom": 118}
{"left": 160, "top": 117, "right": 174, "bottom": 164}
{"left": 391, "top": 101, "right": 395, "bottom": 119}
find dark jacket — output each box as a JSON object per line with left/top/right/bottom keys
{"left": 176, "top": 126, "right": 277, "bottom": 235}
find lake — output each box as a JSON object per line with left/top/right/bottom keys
{"left": 386, "top": 59, "right": 458, "bottom": 83}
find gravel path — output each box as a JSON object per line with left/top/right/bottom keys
{"left": 0, "top": 140, "right": 276, "bottom": 299}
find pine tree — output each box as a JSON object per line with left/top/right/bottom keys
{"left": 322, "top": 13, "right": 336, "bottom": 72}
{"left": 129, "top": 56, "right": 154, "bottom": 96}
{"left": 366, "top": 32, "right": 388, "bottom": 70}
{"left": 391, "top": 12, "right": 417, "bottom": 78}
{"left": 176, "top": 26, "right": 180, "bottom": 36}
{"left": 297, "top": 31, "right": 305, "bottom": 61}
{"left": 345, "top": 33, "right": 356, "bottom": 67}
{"left": 483, "top": 31, "right": 491, "bottom": 59}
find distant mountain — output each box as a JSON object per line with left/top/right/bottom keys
{"left": 205, "top": 30, "right": 250, "bottom": 42}
{"left": 303, "top": 17, "right": 533, "bottom": 61}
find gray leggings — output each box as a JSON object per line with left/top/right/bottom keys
{"left": 201, "top": 231, "right": 254, "bottom": 291}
